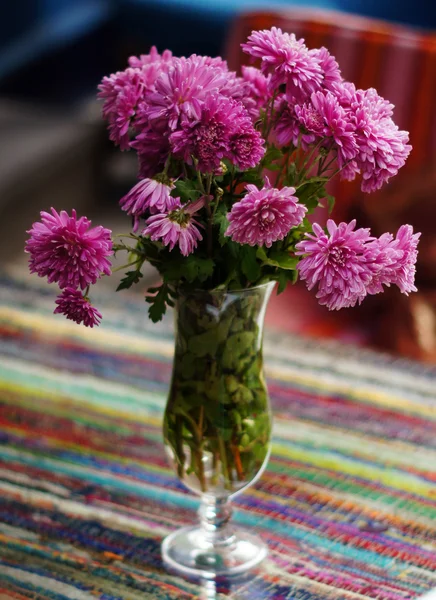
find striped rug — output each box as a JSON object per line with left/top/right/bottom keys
{"left": 0, "top": 272, "right": 435, "bottom": 599}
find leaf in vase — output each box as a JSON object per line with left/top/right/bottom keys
{"left": 187, "top": 329, "right": 219, "bottom": 357}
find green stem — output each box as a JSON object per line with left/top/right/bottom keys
{"left": 113, "top": 233, "right": 139, "bottom": 240}
{"left": 112, "top": 259, "right": 142, "bottom": 273}
{"left": 298, "top": 138, "right": 325, "bottom": 179}
{"left": 175, "top": 415, "right": 186, "bottom": 479}
{"left": 218, "top": 436, "right": 231, "bottom": 489}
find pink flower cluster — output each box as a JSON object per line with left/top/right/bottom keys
{"left": 25, "top": 209, "right": 113, "bottom": 326}
{"left": 296, "top": 220, "right": 420, "bottom": 310}
{"left": 98, "top": 47, "right": 271, "bottom": 254}
{"left": 98, "top": 48, "right": 266, "bottom": 179}
{"left": 243, "top": 28, "right": 411, "bottom": 191}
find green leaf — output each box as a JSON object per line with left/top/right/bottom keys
{"left": 145, "top": 283, "right": 172, "bottom": 322}
{"left": 187, "top": 329, "right": 219, "bottom": 358}
{"left": 256, "top": 247, "right": 269, "bottom": 263}
{"left": 163, "top": 255, "right": 214, "bottom": 284}
{"left": 213, "top": 205, "right": 230, "bottom": 246}
{"left": 326, "top": 194, "right": 335, "bottom": 214}
{"left": 262, "top": 145, "right": 283, "bottom": 167}
{"left": 284, "top": 161, "right": 298, "bottom": 187}
{"left": 172, "top": 179, "right": 202, "bottom": 203}
{"left": 256, "top": 248, "right": 298, "bottom": 270}
{"left": 296, "top": 176, "right": 329, "bottom": 190}
{"left": 116, "top": 269, "right": 143, "bottom": 291}
{"left": 268, "top": 251, "right": 298, "bottom": 270}
{"left": 276, "top": 269, "right": 298, "bottom": 294}
{"left": 240, "top": 171, "right": 263, "bottom": 186}
{"left": 296, "top": 178, "right": 329, "bottom": 212}
{"left": 241, "top": 246, "right": 261, "bottom": 282}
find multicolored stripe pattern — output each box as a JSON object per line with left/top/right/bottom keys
{"left": 0, "top": 273, "right": 436, "bottom": 599}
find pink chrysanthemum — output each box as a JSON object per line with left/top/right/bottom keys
{"left": 143, "top": 198, "right": 203, "bottom": 256}
{"left": 225, "top": 177, "right": 307, "bottom": 248}
{"left": 240, "top": 66, "right": 272, "bottom": 118}
{"left": 107, "top": 77, "right": 143, "bottom": 149}
{"left": 128, "top": 46, "right": 173, "bottom": 68}
{"left": 99, "top": 68, "right": 144, "bottom": 149}
{"left": 361, "top": 225, "right": 420, "bottom": 295}
{"left": 296, "top": 220, "right": 373, "bottom": 310}
{"left": 386, "top": 224, "right": 420, "bottom": 294}
{"left": 310, "top": 47, "right": 342, "bottom": 91}
{"left": 54, "top": 288, "right": 102, "bottom": 327}
{"left": 273, "top": 98, "right": 316, "bottom": 149}
{"left": 295, "top": 91, "right": 358, "bottom": 166}
{"left": 242, "top": 27, "right": 323, "bottom": 100}
{"left": 170, "top": 96, "right": 234, "bottom": 172}
{"left": 131, "top": 128, "right": 170, "bottom": 178}
{"left": 98, "top": 48, "right": 176, "bottom": 148}
{"left": 333, "top": 85, "right": 411, "bottom": 191}
{"left": 170, "top": 96, "right": 264, "bottom": 172}
{"left": 146, "top": 55, "right": 228, "bottom": 132}
{"left": 120, "top": 177, "right": 176, "bottom": 231}
{"left": 120, "top": 177, "right": 175, "bottom": 215}
{"left": 359, "top": 121, "right": 411, "bottom": 192}
{"left": 361, "top": 233, "right": 398, "bottom": 295}
{"left": 228, "top": 101, "right": 266, "bottom": 169}
{"left": 98, "top": 68, "right": 136, "bottom": 120}
{"left": 26, "top": 209, "right": 112, "bottom": 290}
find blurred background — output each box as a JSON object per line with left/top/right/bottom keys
{"left": 0, "top": 0, "right": 435, "bottom": 362}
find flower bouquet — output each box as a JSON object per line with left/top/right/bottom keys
{"left": 25, "top": 27, "right": 419, "bottom": 577}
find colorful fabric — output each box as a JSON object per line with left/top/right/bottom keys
{"left": 0, "top": 272, "right": 435, "bottom": 599}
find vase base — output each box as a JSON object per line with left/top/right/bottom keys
{"left": 162, "top": 525, "right": 268, "bottom": 579}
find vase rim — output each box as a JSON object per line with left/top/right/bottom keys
{"left": 178, "top": 281, "right": 276, "bottom": 296}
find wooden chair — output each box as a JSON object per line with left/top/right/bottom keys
{"left": 225, "top": 8, "right": 436, "bottom": 221}
{"left": 225, "top": 10, "right": 436, "bottom": 360}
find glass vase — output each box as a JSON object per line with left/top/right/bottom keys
{"left": 162, "top": 282, "right": 274, "bottom": 578}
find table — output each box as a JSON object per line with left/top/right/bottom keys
{"left": 0, "top": 273, "right": 435, "bottom": 599}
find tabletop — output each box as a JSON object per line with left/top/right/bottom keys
{"left": 0, "top": 272, "right": 435, "bottom": 599}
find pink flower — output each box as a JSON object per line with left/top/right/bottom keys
{"left": 170, "top": 96, "right": 234, "bottom": 172}
{"left": 143, "top": 198, "right": 203, "bottom": 256}
{"left": 390, "top": 225, "right": 420, "bottom": 294}
{"left": 310, "top": 47, "right": 342, "bottom": 91}
{"left": 146, "top": 55, "right": 228, "bottom": 132}
{"left": 120, "top": 177, "right": 176, "bottom": 232}
{"left": 225, "top": 177, "right": 307, "bottom": 248}
{"left": 334, "top": 84, "right": 411, "bottom": 191}
{"left": 131, "top": 128, "right": 170, "bottom": 178}
{"left": 54, "top": 288, "right": 102, "bottom": 327}
{"left": 107, "top": 77, "right": 144, "bottom": 149}
{"left": 362, "top": 232, "right": 398, "bottom": 295}
{"left": 240, "top": 66, "right": 272, "bottom": 118}
{"left": 296, "top": 220, "right": 373, "bottom": 310}
{"left": 98, "top": 68, "right": 136, "bottom": 120}
{"left": 367, "top": 225, "right": 420, "bottom": 295}
{"left": 228, "top": 102, "right": 266, "bottom": 170}
{"left": 359, "top": 122, "right": 411, "bottom": 192}
{"left": 98, "top": 48, "right": 176, "bottom": 148}
{"left": 295, "top": 91, "right": 358, "bottom": 166}
{"left": 273, "top": 98, "right": 315, "bottom": 149}
{"left": 242, "top": 27, "right": 323, "bottom": 100}
{"left": 170, "top": 96, "right": 264, "bottom": 172}
{"left": 25, "top": 209, "right": 112, "bottom": 290}
{"left": 128, "top": 46, "right": 173, "bottom": 68}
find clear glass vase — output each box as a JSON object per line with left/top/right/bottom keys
{"left": 162, "top": 282, "right": 274, "bottom": 578}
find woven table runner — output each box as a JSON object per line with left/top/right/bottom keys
{"left": 0, "top": 273, "right": 435, "bottom": 599}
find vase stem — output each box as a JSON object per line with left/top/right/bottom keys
{"left": 199, "top": 496, "right": 234, "bottom": 546}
